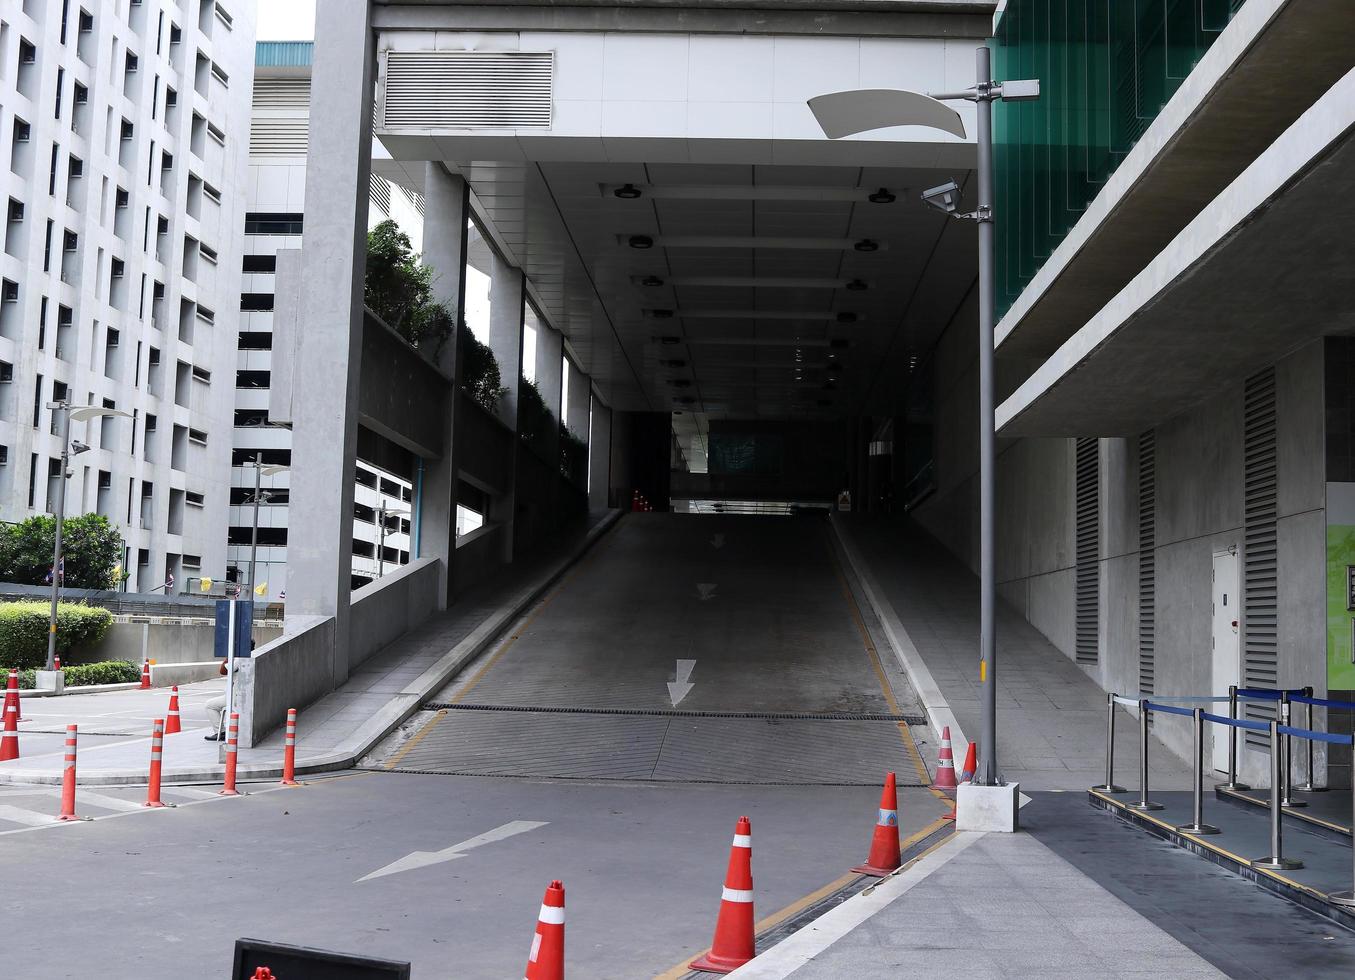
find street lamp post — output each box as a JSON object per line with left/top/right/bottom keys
{"left": 243, "top": 456, "right": 287, "bottom": 598}
{"left": 809, "top": 47, "right": 1039, "bottom": 788}
{"left": 376, "top": 501, "right": 410, "bottom": 579}
{"left": 43, "top": 402, "right": 132, "bottom": 674}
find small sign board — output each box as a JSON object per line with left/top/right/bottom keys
{"left": 213, "top": 600, "right": 255, "bottom": 660}
{"left": 232, "top": 938, "right": 411, "bottom": 979}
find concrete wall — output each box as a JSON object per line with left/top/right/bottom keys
{"left": 917, "top": 308, "right": 1330, "bottom": 782}
{"left": 89, "top": 621, "right": 283, "bottom": 667}
{"left": 348, "top": 556, "right": 441, "bottom": 673}
{"left": 236, "top": 615, "right": 336, "bottom": 748}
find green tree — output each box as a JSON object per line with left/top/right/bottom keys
{"left": 0, "top": 514, "right": 124, "bottom": 590}
{"left": 460, "top": 327, "right": 509, "bottom": 412}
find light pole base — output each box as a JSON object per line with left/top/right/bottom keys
{"left": 1220, "top": 781, "right": 1251, "bottom": 792}
{"left": 1251, "top": 856, "right": 1303, "bottom": 871}
{"left": 1280, "top": 798, "right": 1308, "bottom": 809}
{"left": 1090, "top": 784, "right": 1126, "bottom": 793}
{"left": 956, "top": 781, "right": 1019, "bottom": 832}
{"left": 1329, "top": 890, "right": 1355, "bottom": 908}
{"left": 1125, "top": 800, "right": 1164, "bottom": 812}
{"left": 1176, "top": 822, "right": 1221, "bottom": 836}
{"left": 1294, "top": 782, "right": 1326, "bottom": 793}
{"left": 34, "top": 670, "right": 64, "bottom": 694}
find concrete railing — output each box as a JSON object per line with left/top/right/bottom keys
{"left": 349, "top": 556, "right": 440, "bottom": 673}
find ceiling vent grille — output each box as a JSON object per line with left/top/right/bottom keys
{"left": 381, "top": 51, "right": 553, "bottom": 131}
{"left": 249, "top": 118, "right": 308, "bottom": 157}
{"left": 1137, "top": 429, "right": 1156, "bottom": 698}
{"left": 1242, "top": 367, "right": 1279, "bottom": 745}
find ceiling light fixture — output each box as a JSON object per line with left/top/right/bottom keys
{"left": 628, "top": 235, "right": 654, "bottom": 249}
{"left": 647, "top": 309, "right": 675, "bottom": 319}
{"left": 853, "top": 239, "right": 879, "bottom": 253}
{"left": 868, "top": 187, "right": 896, "bottom": 204}
{"left": 845, "top": 279, "right": 868, "bottom": 291}
{"left": 640, "top": 275, "right": 665, "bottom": 287}
{"left": 614, "top": 183, "right": 643, "bottom": 200}
{"left": 836, "top": 312, "right": 858, "bottom": 324}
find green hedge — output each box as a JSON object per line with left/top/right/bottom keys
{"left": 16, "top": 660, "right": 141, "bottom": 690}
{"left": 0, "top": 601, "right": 114, "bottom": 670}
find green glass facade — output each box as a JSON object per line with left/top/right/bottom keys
{"left": 991, "top": 1, "right": 1249, "bottom": 317}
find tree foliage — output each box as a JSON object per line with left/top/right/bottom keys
{"left": 460, "top": 328, "right": 509, "bottom": 412}
{"left": 0, "top": 514, "right": 124, "bottom": 589}
{"left": 518, "top": 378, "right": 556, "bottom": 460}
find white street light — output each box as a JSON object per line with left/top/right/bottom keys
{"left": 43, "top": 402, "right": 132, "bottom": 676}
{"left": 809, "top": 50, "right": 1039, "bottom": 788}
{"left": 376, "top": 501, "right": 410, "bottom": 579}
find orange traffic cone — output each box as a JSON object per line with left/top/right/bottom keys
{"left": 57, "top": 724, "right": 82, "bottom": 820}
{"left": 1, "top": 696, "right": 19, "bottom": 761}
{"left": 931, "top": 726, "right": 958, "bottom": 791}
{"left": 959, "top": 742, "right": 977, "bottom": 784}
{"left": 691, "top": 817, "right": 756, "bottom": 974}
{"left": 4, "top": 669, "right": 22, "bottom": 723}
{"left": 164, "top": 686, "right": 182, "bottom": 734}
{"left": 524, "top": 879, "right": 565, "bottom": 980}
{"left": 53, "top": 654, "right": 61, "bottom": 670}
{"left": 139, "top": 659, "right": 151, "bottom": 690}
{"left": 851, "top": 772, "right": 902, "bottom": 876}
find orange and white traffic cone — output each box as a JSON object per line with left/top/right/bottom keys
{"left": 219, "top": 711, "right": 241, "bottom": 796}
{"left": 931, "top": 726, "right": 958, "bottom": 791}
{"left": 164, "top": 686, "right": 182, "bottom": 735}
{"left": 4, "top": 668, "right": 22, "bottom": 723}
{"left": 959, "top": 742, "right": 977, "bottom": 784}
{"left": 57, "top": 724, "right": 82, "bottom": 820}
{"left": 139, "top": 659, "right": 151, "bottom": 690}
{"left": 523, "top": 879, "right": 565, "bottom": 980}
{"left": 690, "top": 816, "right": 756, "bottom": 974}
{"left": 850, "top": 772, "right": 902, "bottom": 876}
{"left": 280, "top": 707, "right": 299, "bottom": 786}
{"left": 53, "top": 654, "right": 61, "bottom": 671}
{"left": 145, "top": 719, "right": 168, "bottom": 808}
{"left": 0, "top": 696, "right": 19, "bottom": 762}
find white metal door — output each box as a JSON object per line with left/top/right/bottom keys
{"left": 1211, "top": 548, "right": 1241, "bottom": 773}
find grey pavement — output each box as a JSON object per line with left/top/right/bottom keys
{"left": 835, "top": 515, "right": 1190, "bottom": 791}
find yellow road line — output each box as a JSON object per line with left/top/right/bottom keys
{"left": 825, "top": 533, "right": 953, "bottom": 811}
{"left": 383, "top": 708, "right": 448, "bottom": 770}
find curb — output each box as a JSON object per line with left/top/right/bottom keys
{"left": 18, "top": 682, "right": 143, "bottom": 698}
{"left": 0, "top": 510, "right": 624, "bottom": 788}
{"left": 827, "top": 515, "right": 965, "bottom": 750}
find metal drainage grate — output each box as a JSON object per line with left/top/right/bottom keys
{"left": 425, "top": 702, "right": 926, "bottom": 725}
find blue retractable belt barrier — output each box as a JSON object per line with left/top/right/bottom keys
{"left": 1202, "top": 711, "right": 1271, "bottom": 733}
{"left": 1236, "top": 688, "right": 1282, "bottom": 701}
{"left": 1290, "top": 693, "right": 1355, "bottom": 711}
{"left": 1277, "top": 725, "right": 1355, "bottom": 746}
{"left": 1146, "top": 695, "right": 1231, "bottom": 703}
{"left": 1145, "top": 701, "right": 1194, "bottom": 718}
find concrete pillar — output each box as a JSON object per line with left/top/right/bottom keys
{"left": 566, "top": 359, "right": 589, "bottom": 441}
{"left": 287, "top": 0, "right": 373, "bottom": 686}
{"left": 535, "top": 323, "right": 564, "bottom": 425}
{"left": 588, "top": 396, "right": 612, "bottom": 511}
{"left": 488, "top": 264, "right": 524, "bottom": 429}
{"left": 418, "top": 163, "right": 469, "bottom": 604}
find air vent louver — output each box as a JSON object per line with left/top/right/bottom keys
{"left": 382, "top": 51, "right": 553, "bottom": 131}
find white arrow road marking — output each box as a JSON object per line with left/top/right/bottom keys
{"left": 710, "top": 533, "right": 725, "bottom": 549}
{"left": 356, "top": 820, "right": 549, "bottom": 883}
{"left": 696, "top": 583, "right": 718, "bottom": 601}
{"left": 667, "top": 659, "right": 696, "bottom": 707}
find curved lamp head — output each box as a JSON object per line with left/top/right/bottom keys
{"left": 70, "top": 406, "right": 133, "bottom": 422}
{"left": 808, "top": 89, "right": 966, "bottom": 140}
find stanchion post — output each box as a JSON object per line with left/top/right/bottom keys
{"left": 1177, "top": 708, "right": 1220, "bottom": 835}
{"left": 1223, "top": 684, "right": 1250, "bottom": 791}
{"left": 1280, "top": 692, "right": 1306, "bottom": 809}
{"left": 1251, "top": 720, "right": 1303, "bottom": 871}
{"left": 1091, "top": 693, "right": 1126, "bottom": 793}
{"left": 1330, "top": 770, "right": 1355, "bottom": 908}
{"left": 1127, "top": 699, "right": 1163, "bottom": 811}
{"left": 1297, "top": 686, "right": 1323, "bottom": 793}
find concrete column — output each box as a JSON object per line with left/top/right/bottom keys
{"left": 419, "top": 163, "right": 469, "bottom": 604}
{"left": 588, "top": 396, "right": 612, "bottom": 511}
{"left": 535, "top": 323, "right": 564, "bottom": 425}
{"left": 488, "top": 264, "right": 524, "bottom": 429}
{"left": 287, "top": 0, "right": 373, "bottom": 687}
{"left": 566, "top": 359, "right": 589, "bottom": 441}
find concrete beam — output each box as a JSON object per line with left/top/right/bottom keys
{"left": 287, "top": 0, "right": 374, "bottom": 687}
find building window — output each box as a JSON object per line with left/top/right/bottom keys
{"left": 244, "top": 213, "right": 303, "bottom": 236}
{"left": 240, "top": 293, "right": 273, "bottom": 312}
{"left": 188, "top": 427, "right": 207, "bottom": 445}
{"left": 242, "top": 254, "right": 276, "bottom": 273}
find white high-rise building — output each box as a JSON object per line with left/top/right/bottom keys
{"left": 229, "top": 40, "right": 422, "bottom": 600}
{"left": 0, "top": 0, "right": 255, "bottom": 593}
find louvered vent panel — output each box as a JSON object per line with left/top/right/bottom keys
{"left": 252, "top": 78, "right": 310, "bottom": 111}
{"left": 1242, "top": 369, "right": 1279, "bottom": 745}
{"left": 249, "top": 118, "right": 308, "bottom": 157}
{"left": 1075, "top": 438, "right": 1100, "bottom": 665}
{"left": 370, "top": 175, "right": 391, "bottom": 217}
{"left": 382, "top": 51, "right": 553, "bottom": 130}
{"left": 399, "top": 184, "right": 427, "bottom": 217}
{"left": 1138, "top": 430, "right": 1156, "bottom": 697}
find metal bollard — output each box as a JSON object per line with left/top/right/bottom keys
{"left": 1091, "top": 693, "right": 1126, "bottom": 793}
{"left": 1126, "top": 699, "right": 1163, "bottom": 811}
{"left": 1177, "top": 708, "right": 1220, "bottom": 835}
{"left": 1296, "top": 687, "right": 1324, "bottom": 793}
{"left": 1251, "top": 720, "right": 1303, "bottom": 871}
{"left": 1280, "top": 693, "right": 1306, "bottom": 809}
{"left": 1222, "top": 684, "right": 1250, "bottom": 791}
{"left": 1330, "top": 773, "right": 1355, "bottom": 908}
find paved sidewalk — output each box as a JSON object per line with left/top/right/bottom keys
{"left": 0, "top": 511, "right": 620, "bottom": 786}
{"left": 833, "top": 516, "right": 1189, "bottom": 791}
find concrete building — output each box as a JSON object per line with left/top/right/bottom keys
{"left": 228, "top": 40, "right": 422, "bottom": 601}
{"left": 0, "top": 0, "right": 255, "bottom": 593}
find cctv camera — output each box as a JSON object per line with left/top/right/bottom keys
{"left": 921, "top": 180, "right": 961, "bottom": 214}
